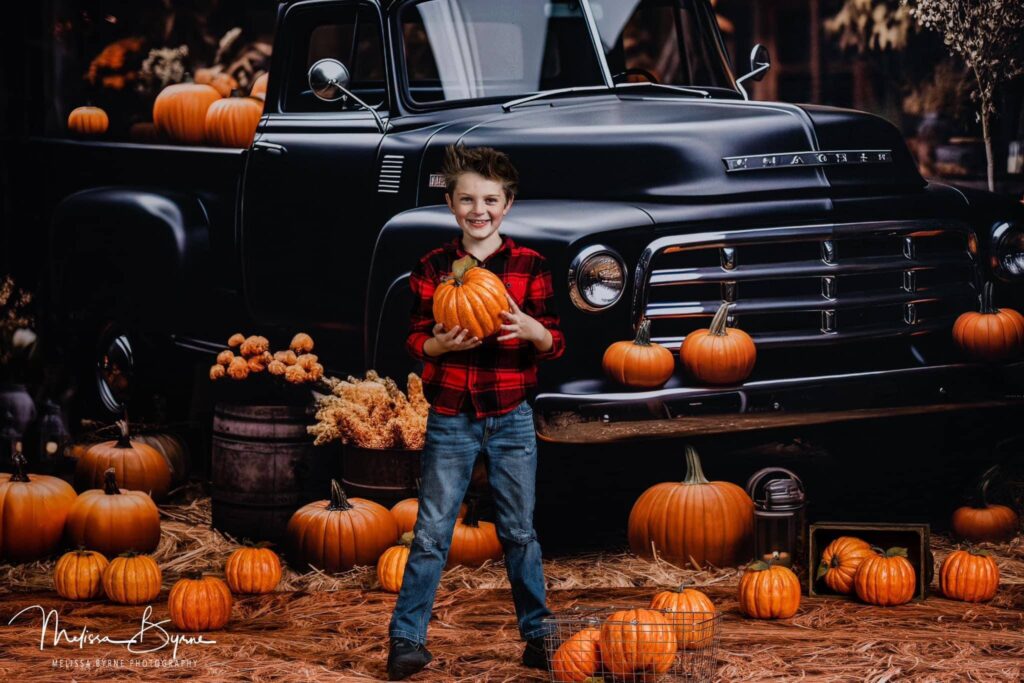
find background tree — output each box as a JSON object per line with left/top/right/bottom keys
{"left": 903, "top": 0, "right": 1024, "bottom": 191}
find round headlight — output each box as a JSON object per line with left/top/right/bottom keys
{"left": 569, "top": 246, "right": 626, "bottom": 311}
{"left": 992, "top": 222, "right": 1024, "bottom": 280}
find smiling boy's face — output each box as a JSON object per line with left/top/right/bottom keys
{"left": 445, "top": 172, "right": 513, "bottom": 244}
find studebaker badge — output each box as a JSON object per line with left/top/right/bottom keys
{"left": 723, "top": 150, "right": 893, "bottom": 172}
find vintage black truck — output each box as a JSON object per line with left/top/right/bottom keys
{"left": 12, "top": 0, "right": 1024, "bottom": 445}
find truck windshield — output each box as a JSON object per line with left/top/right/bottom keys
{"left": 593, "top": 0, "right": 737, "bottom": 93}
{"left": 400, "top": 0, "right": 607, "bottom": 106}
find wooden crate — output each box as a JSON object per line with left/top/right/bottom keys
{"left": 808, "top": 522, "right": 933, "bottom": 600}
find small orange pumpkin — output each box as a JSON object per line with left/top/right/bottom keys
{"left": 738, "top": 561, "right": 801, "bottom": 619}
{"left": 432, "top": 255, "right": 511, "bottom": 340}
{"left": 0, "top": 451, "right": 79, "bottom": 562}
{"left": 853, "top": 547, "right": 916, "bottom": 606}
{"left": 377, "top": 532, "right": 414, "bottom": 593}
{"left": 816, "top": 536, "right": 874, "bottom": 594}
{"left": 168, "top": 572, "right": 233, "bottom": 631}
{"left": 649, "top": 583, "right": 716, "bottom": 647}
{"left": 599, "top": 608, "right": 676, "bottom": 679}
{"left": 65, "top": 468, "right": 162, "bottom": 557}
{"left": 940, "top": 548, "right": 999, "bottom": 602}
{"left": 68, "top": 106, "right": 109, "bottom": 135}
{"left": 102, "top": 552, "right": 162, "bottom": 605}
{"left": 952, "top": 465, "right": 1020, "bottom": 543}
{"left": 153, "top": 82, "right": 222, "bottom": 144}
{"left": 551, "top": 627, "right": 601, "bottom": 683}
{"left": 205, "top": 93, "right": 263, "bottom": 148}
{"left": 679, "top": 302, "right": 756, "bottom": 385}
{"left": 225, "top": 543, "right": 281, "bottom": 594}
{"left": 250, "top": 72, "right": 269, "bottom": 100}
{"left": 446, "top": 497, "right": 503, "bottom": 568}
{"left": 54, "top": 549, "right": 109, "bottom": 600}
{"left": 74, "top": 420, "right": 171, "bottom": 501}
{"left": 602, "top": 319, "right": 676, "bottom": 388}
{"left": 953, "top": 282, "right": 1024, "bottom": 362}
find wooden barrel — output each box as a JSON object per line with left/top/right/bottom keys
{"left": 341, "top": 445, "right": 421, "bottom": 508}
{"left": 211, "top": 403, "right": 339, "bottom": 545}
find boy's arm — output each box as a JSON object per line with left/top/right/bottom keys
{"left": 523, "top": 256, "right": 565, "bottom": 362}
{"left": 406, "top": 258, "right": 437, "bottom": 362}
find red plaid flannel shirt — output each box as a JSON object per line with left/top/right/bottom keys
{"left": 406, "top": 235, "right": 565, "bottom": 418}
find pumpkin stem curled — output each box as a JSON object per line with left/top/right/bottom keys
{"left": 103, "top": 468, "right": 122, "bottom": 495}
{"left": 979, "top": 281, "right": 998, "bottom": 315}
{"left": 327, "top": 479, "right": 354, "bottom": 511}
{"left": 708, "top": 302, "right": 733, "bottom": 337}
{"left": 115, "top": 419, "right": 132, "bottom": 448}
{"left": 633, "top": 319, "right": 653, "bottom": 346}
{"left": 682, "top": 445, "right": 710, "bottom": 485}
{"left": 10, "top": 451, "right": 30, "bottom": 482}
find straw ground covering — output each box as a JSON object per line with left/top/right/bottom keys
{"left": 1, "top": 490, "right": 1022, "bottom": 682}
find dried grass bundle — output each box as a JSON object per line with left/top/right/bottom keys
{"left": 307, "top": 371, "right": 428, "bottom": 450}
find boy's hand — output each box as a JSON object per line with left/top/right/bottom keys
{"left": 498, "top": 294, "right": 553, "bottom": 351}
{"left": 424, "top": 323, "right": 481, "bottom": 357}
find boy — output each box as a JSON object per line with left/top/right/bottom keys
{"left": 387, "top": 145, "right": 565, "bottom": 681}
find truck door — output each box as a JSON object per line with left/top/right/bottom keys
{"left": 241, "top": 1, "right": 388, "bottom": 329}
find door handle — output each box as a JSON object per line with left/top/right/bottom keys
{"left": 252, "top": 141, "right": 287, "bottom": 156}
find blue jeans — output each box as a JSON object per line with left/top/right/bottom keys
{"left": 388, "top": 401, "right": 552, "bottom": 645}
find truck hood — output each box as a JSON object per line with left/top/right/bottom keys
{"left": 425, "top": 96, "right": 923, "bottom": 202}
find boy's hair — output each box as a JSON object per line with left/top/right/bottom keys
{"left": 442, "top": 145, "right": 519, "bottom": 201}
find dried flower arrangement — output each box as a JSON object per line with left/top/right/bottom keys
{"left": 138, "top": 45, "right": 190, "bottom": 95}
{"left": 308, "top": 371, "right": 428, "bottom": 450}
{"left": 209, "top": 332, "right": 324, "bottom": 385}
{"left": 0, "top": 276, "right": 37, "bottom": 382}
{"left": 85, "top": 36, "right": 146, "bottom": 92}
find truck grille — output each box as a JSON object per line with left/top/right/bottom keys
{"left": 633, "top": 220, "right": 978, "bottom": 349}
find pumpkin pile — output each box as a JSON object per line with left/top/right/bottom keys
{"left": 814, "top": 536, "right": 919, "bottom": 607}
{"left": 209, "top": 332, "right": 324, "bottom": 384}
{"left": 151, "top": 73, "right": 265, "bottom": 148}
{"left": 308, "top": 370, "right": 429, "bottom": 450}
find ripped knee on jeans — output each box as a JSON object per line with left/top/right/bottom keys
{"left": 502, "top": 527, "right": 537, "bottom": 546}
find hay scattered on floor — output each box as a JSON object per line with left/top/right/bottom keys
{"left": 1, "top": 491, "right": 1023, "bottom": 682}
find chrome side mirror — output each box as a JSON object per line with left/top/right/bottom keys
{"left": 307, "top": 58, "right": 386, "bottom": 133}
{"left": 736, "top": 44, "right": 772, "bottom": 100}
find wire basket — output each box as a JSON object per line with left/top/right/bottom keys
{"left": 543, "top": 605, "right": 721, "bottom": 682}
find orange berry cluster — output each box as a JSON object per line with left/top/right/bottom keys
{"left": 209, "top": 332, "right": 323, "bottom": 384}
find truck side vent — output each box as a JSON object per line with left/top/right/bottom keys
{"left": 378, "top": 155, "right": 404, "bottom": 194}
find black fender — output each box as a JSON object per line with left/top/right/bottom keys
{"left": 364, "top": 199, "right": 655, "bottom": 384}
{"left": 49, "top": 187, "right": 211, "bottom": 330}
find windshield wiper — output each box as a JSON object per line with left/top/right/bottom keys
{"left": 613, "top": 82, "right": 711, "bottom": 99}
{"left": 501, "top": 85, "right": 613, "bottom": 111}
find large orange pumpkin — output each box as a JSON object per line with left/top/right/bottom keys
{"left": 65, "top": 468, "right": 162, "bottom": 557}
{"left": 205, "top": 94, "right": 263, "bottom": 148}
{"left": 649, "top": 584, "right": 716, "bottom": 648}
{"left": 599, "top": 608, "right": 676, "bottom": 679}
{"left": 446, "top": 497, "right": 503, "bottom": 568}
{"left": 54, "top": 548, "right": 109, "bottom": 600}
{"left": 75, "top": 420, "right": 171, "bottom": 501}
{"left": 952, "top": 465, "right": 1020, "bottom": 543}
{"left": 169, "top": 573, "right": 233, "bottom": 631}
{"left": 853, "top": 547, "right": 916, "bottom": 606}
{"left": 102, "top": 552, "right": 162, "bottom": 605}
{"left": 286, "top": 480, "right": 398, "bottom": 572}
{"left": 390, "top": 497, "right": 465, "bottom": 535}
{"left": 0, "top": 452, "right": 78, "bottom": 561}
{"left": 551, "top": 627, "right": 602, "bottom": 683}
{"left": 432, "top": 255, "right": 511, "bottom": 340}
{"left": 67, "top": 106, "right": 109, "bottom": 135}
{"left": 953, "top": 282, "right": 1024, "bottom": 362}
{"left": 628, "top": 445, "right": 753, "bottom": 568}
{"left": 602, "top": 318, "right": 675, "bottom": 388}
{"left": 738, "top": 561, "right": 801, "bottom": 619}
{"left": 225, "top": 543, "right": 281, "bottom": 594}
{"left": 152, "top": 82, "right": 222, "bottom": 144}
{"left": 377, "top": 532, "right": 413, "bottom": 593}
{"left": 816, "top": 536, "right": 874, "bottom": 594}
{"left": 940, "top": 548, "right": 999, "bottom": 602}
{"left": 679, "top": 302, "right": 756, "bottom": 385}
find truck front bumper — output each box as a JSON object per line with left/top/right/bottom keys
{"left": 535, "top": 361, "right": 1024, "bottom": 444}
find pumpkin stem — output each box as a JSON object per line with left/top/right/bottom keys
{"left": 187, "top": 570, "right": 204, "bottom": 580}
{"left": 633, "top": 319, "right": 653, "bottom": 346}
{"left": 884, "top": 547, "right": 908, "bottom": 558}
{"left": 327, "top": 479, "right": 354, "bottom": 511}
{"left": 979, "top": 281, "right": 997, "bottom": 314}
{"left": 708, "top": 302, "right": 733, "bottom": 337}
{"left": 746, "top": 560, "right": 771, "bottom": 572}
{"left": 815, "top": 560, "right": 831, "bottom": 580}
{"left": 399, "top": 531, "right": 415, "bottom": 547}
{"left": 462, "top": 497, "right": 482, "bottom": 528}
{"left": 10, "top": 450, "right": 30, "bottom": 482}
{"left": 673, "top": 581, "right": 692, "bottom": 593}
{"left": 682, "top": 445, "right": 710, "bottom": 485}
{"left": 115, "top": 419, "right": 132, "bottom": 448}
{"left": 103, "top": 468, "right": 122, "bottom": 495}
{"left": 448, "top": 255, "right": 479, "bottom": 284}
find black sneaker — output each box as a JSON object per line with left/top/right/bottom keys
{"left": 522, "top": 636, "right": 552, "bottom": 670}
{"left": 386, "top": 638, "right": 433, "bottom": 681}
